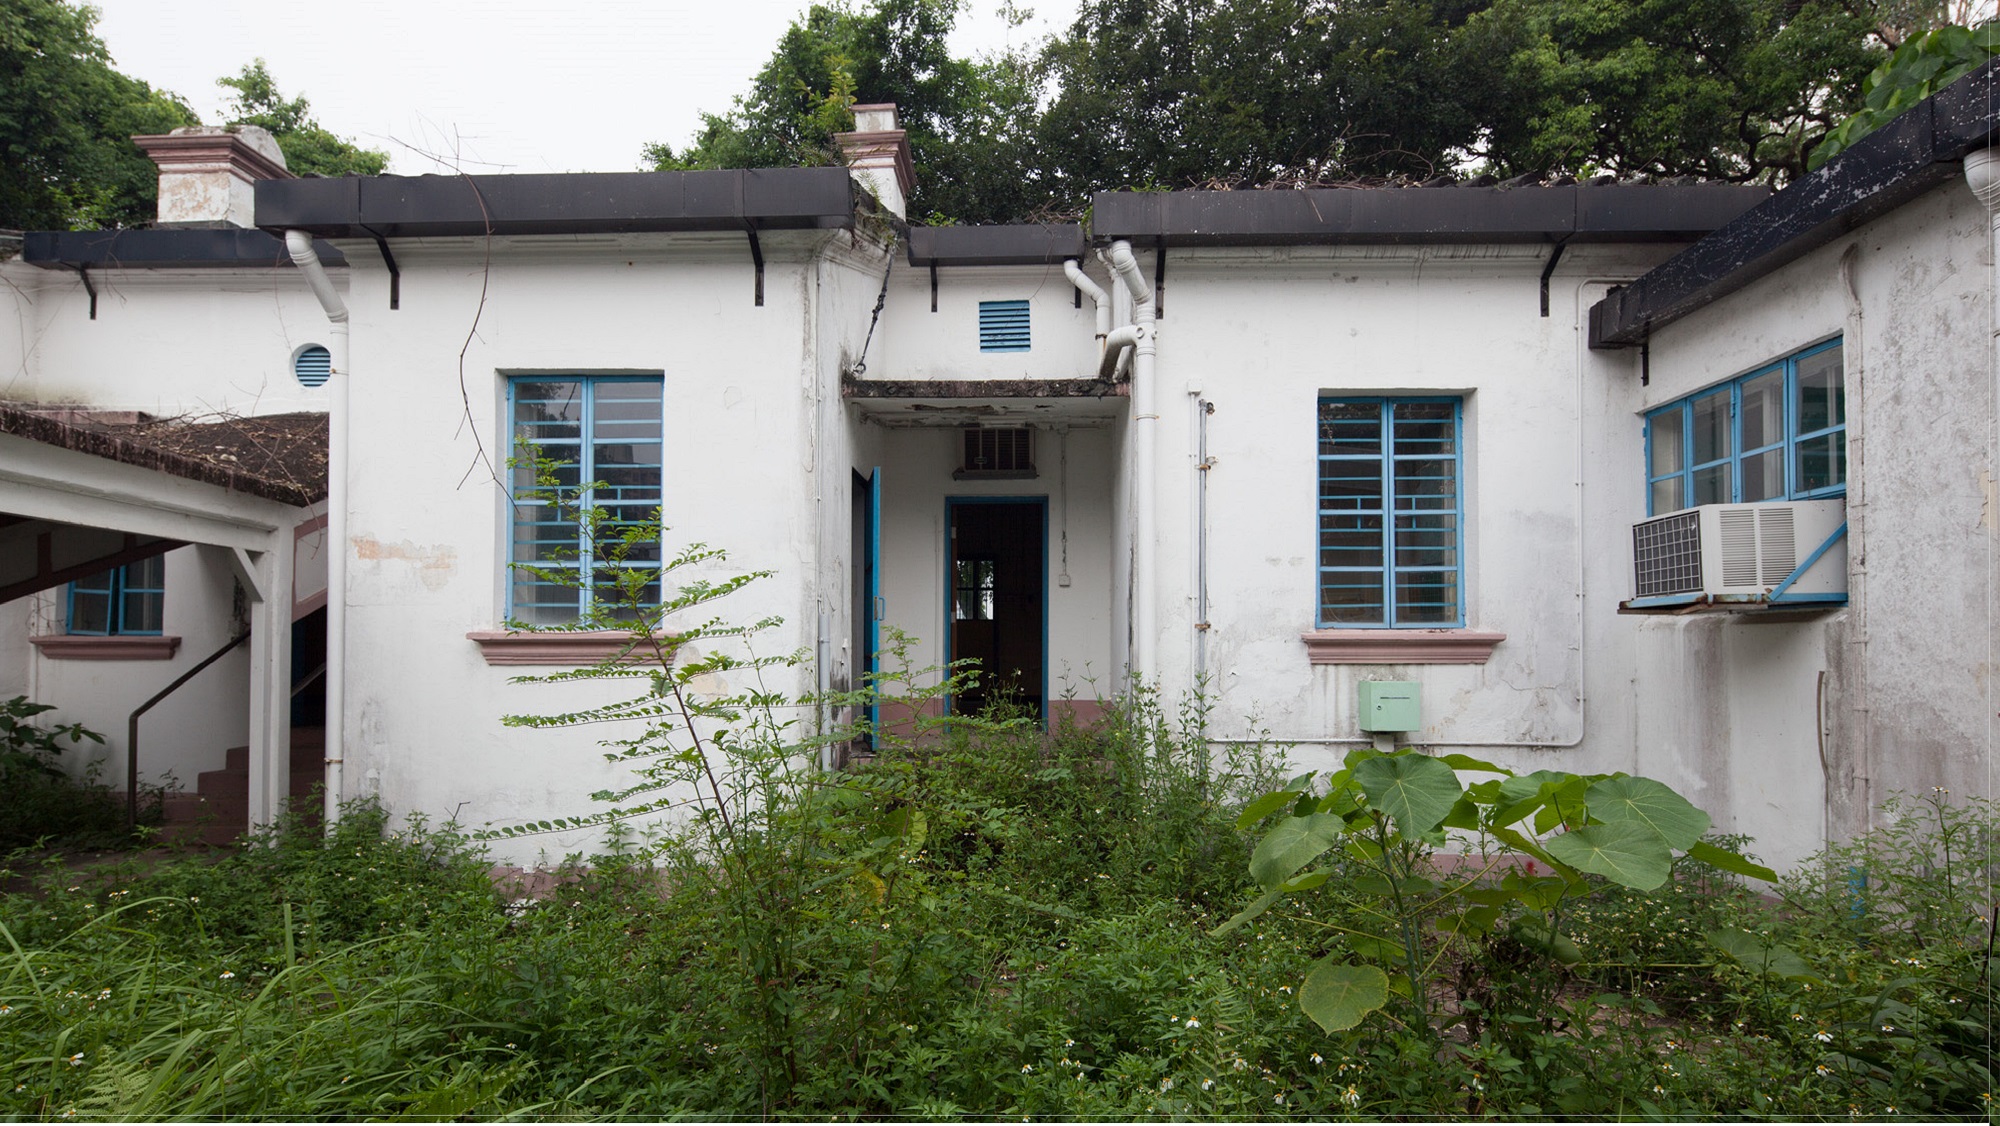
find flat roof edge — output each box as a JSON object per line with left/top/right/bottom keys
{"left": 905, "top": 224, "right": 1087, "bottom": 267}
{"left": 255, "top": 166, "right": 857, "bottom": 238}
{"left": 21, "top": 229, "right": 346, "bottom": 270}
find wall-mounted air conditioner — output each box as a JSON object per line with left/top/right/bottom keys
{"left": 1630, "top": 499, "right": 1846, "bottom": 606}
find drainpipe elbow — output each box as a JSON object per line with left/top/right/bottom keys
{"left": 1107, "top": 240, "right": 1152, "bottom": 310}
{"left": 284, "top": 230, "right": 349, "bottom": 324}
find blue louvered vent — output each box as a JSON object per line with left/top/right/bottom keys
{"left": 294, "top": 344, "right": 332, "bottom": 388}
{"left": 979, "top": 299, "right": 1031, "bottom": 353}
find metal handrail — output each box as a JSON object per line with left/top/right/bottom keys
{"left": 126, "top": 630, "right": 248, "bottom": 828}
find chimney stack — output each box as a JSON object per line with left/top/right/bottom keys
{"left": 131, "top": 125, "right": 292, "bottom": 228}
{"left": 834, "top": 104, "right": 915, "bottom": 219}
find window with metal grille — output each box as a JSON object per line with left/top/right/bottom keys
{"left": 1317, "top": 398, "right": 1464, "bottom": 627}
{"left": 957, "top": 427, "right": 1035, "bottom": 479}
{"left": 294, "top": 344, "right": 332, "bottom": 388}
{"left": 978, "top": 299, "right": 1031, "bottom": 352}
{"left": 69, "top": 555, "right": 166, "bottom": 635}
{"left": 1646, "top": 338, "right": 1844, "bottom": 514}
{"left": 507, "top": 376, "right": 664, "bottom": 625}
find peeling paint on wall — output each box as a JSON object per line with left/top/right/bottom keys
{"left": 352, "top": 536, "right": 458, "bottom": 590}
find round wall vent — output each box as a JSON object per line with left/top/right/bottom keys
{"left": 293, "top": 344, "right": 332, "bottom": 388}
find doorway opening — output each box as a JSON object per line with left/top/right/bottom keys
{"left": 946, "top": 497, "right": 1046, "bottom": 720}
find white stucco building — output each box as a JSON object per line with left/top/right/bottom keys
{"left": 4, "top": 70, "right": 1996, "bottom": 871}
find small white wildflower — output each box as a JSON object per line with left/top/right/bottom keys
{"left": 1064, "top": 1038, "right": 1075, "bottom": 1048}
{"left": 1185, "top": 1018, "right": 1200, "bottom": 1029}
{"left": 1343, "top": 1085, "right": 1361, "bottom": 1107}
{"left": 1201, "top": 1079, "right": 1214, "bottom": 1091}
{"left": 1815, "top": 1031, "right": 1833, "bottom": 1043}
{"left": 1817, "top": 1066, "right": 1833, "bottom": 1077}
{"left": 1160, "top": 1078, "right": 1173, "bottom": 1091}
{"left": 66, "top": 1053, "right": 83, "bottom": 1067}
{"left": 0, "top": 1005, "right": 11, "bottom": 1015}
{"left": 1021, "top": 1064, "right": 1033, "bottom": 1073}
{"left": 1273, "top": 1093, "right": 1284, "bottom": 1104}
{"left": 1310, "top": 1053, "right": 1324, "bottom": 1065}
{"left": 219, "top": 971, "right": 235, "bottom": 980}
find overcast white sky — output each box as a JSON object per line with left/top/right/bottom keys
{"left": 86, "top": 0, "right": 1078, "bottom": 175}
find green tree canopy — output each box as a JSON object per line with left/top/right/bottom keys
{"left": 0, "top": 0, "right": 196, "bottom": 230}
{"left": 218, "top": 59, "right": 388, "bottom": 178}
{"left": 657, "top": 0, "right": 1947, "bottom": 221}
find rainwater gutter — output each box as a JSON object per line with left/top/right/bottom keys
{"left": 1103, "top": 240, "right": 1157, "bottom": 683}
{"left": 284, "top": 228, "right": 348, "bottom": 831}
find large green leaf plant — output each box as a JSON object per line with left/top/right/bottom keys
{"left": 1216, "top": 748, "right": 1773, "bottom": 1037}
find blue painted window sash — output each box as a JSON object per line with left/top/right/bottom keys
{"left": 978, "top": 299, "right": 1031, "bottom": 353}
{"left": 1316, "top": 397, "right": 1464, "bottom": 629}
{"left": 67, "top": 557, "right": 165, "bottom": 636}
{"left": 1645, "top": 338, "right": 1845, "bottom": 515}
{"left": 506, "top": 376, "right": 664, "bottom": 624}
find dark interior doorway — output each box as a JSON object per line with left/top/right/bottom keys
{"left": 947, "top": 498, "right": 1045, "bottom": 720}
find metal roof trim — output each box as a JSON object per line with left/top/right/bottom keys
{"left": 905, "top": 224, "right": 1088, "bottom": 267}
{"left": 254, "top": 167, "right": 857, "bottom": 239}
{"left": 20, "top": 229, "right": 347, "bottom": 270}
{"left": 1088, "top": 181, "right": 1768, "bottom": 247}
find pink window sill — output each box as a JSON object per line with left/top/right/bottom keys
{"left": 30, "top": 635, "right": 182, "bottom": 661}
{"left": 468, "top": 630, "right": 676, "bottom": 667}
{"left": 1301, "top": 629, "right": 1506, "bottom": 665}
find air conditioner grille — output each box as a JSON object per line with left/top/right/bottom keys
{"left": 962, "top": 427, "right": 1034, "bottom": 475}
{"left": 1719, "top": 509, "right": 1759, "bottom": 587}
{"left": 1758, "top": 508, "right": 1797, "bottom": 584}
{"left": 1634, "top": 511, "right": 1702, "bottom": 597}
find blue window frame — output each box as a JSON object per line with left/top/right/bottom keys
{"left": 1646, "top": 339, "right": 1844, "bottom": 515}
{"left": 507, "top": 376, "right": 664, "bottom": 625}
{"left": 1317, "top": 397, "right": 1464, "bottom": 627}
{"left": 68, "top": 556, "right": 166, "bottom": 636}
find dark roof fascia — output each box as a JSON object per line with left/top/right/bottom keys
{"left": 1089, "top": 183, "right": 1769, "bottom": 248}
{"left": 905, "top": 224, "right": 1087, "bottom": 267}
{"left": 1589, "top": 58, "right": 2000, "bottom": 350}
{"left": 255, "top": 167, "right": 856, "bottom": 239}
{"left": 21, "top": 228, "right": 346, "bottom": 270}
{"left": 844, "top": 376, "right": 1125, "bottom": 399}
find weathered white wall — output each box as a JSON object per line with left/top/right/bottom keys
{"left": 1127, "top": 247, "right": 1659, "bottom": 770}
{"left": 329, "top": 231, "right": 878, "bottom": 864}
{"left": 0, "top": 265, "right": 337, "bottom": 417}
{"left": 22, "top": 545, "right": 250, "bottom": 789}
{"left": 1635, "top": 179, "right": 1995, "bottom": 859}
{"left": 870, "top": 264, "right": 1103, "bottom": 382}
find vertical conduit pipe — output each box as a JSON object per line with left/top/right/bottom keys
{"left": 1964, "top": 149, "right": 2000, "bottom": 845}
{"left": 285, "top": 229, "right": 348, "bottom": 831}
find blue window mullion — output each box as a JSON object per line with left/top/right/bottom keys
{"left": 1377, "top": 406, "right": 1394, "bottom": 624}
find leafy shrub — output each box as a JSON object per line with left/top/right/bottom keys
{"left": 0, "top": 696, "right": 134, "bottom": 851}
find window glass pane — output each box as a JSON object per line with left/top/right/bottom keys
{"left": 1797, "top": 433, "right": 1846, "bottom": 492}
{"left": 1649, "top": 410, "right": 1684, "bottom": 477}
{"left": 122, "top": 591, "right": 163, "bottom": 634}
{"left": 1740, "top": 448, "right": 1785, "bottom": 503}
{"left": 1739, "top": 370, "right": 1784, "bottom": 450}
{"left": 1319, "top": 579, "right": 1385, "bottom": 624}
{"left": 1395, "top": 574, "right": 1458, "bottom": 624}
{"left": 70, "top": 589, "right": 111, "bottom": 634}
{"left": 1319, "top": 461, "right": 1383, "bottom": 510}
{"left": 1650, "top": 478, "right": 1684, "bottom": 515}
{"left": 1318, "top": 401, "right": 1381, "bottom": 456}
{"left": 1320, "top": 513, "right": 1384, "bottom": 568}
{"left": 1693, "top": 463, "right": 1732, "bottom": 506}
{"left": 1796, "top": 347, "right": 1844, "bottom": 433}
{"left": 1390, "top": 402, "right": 1455, "bottom": 455}
{"left": 127, "top": 554, "right": 166, "bottom": 590}
{"left": 1691, "top": 391, "right": 1731, "bottom": 464}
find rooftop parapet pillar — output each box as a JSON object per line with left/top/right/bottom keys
{"left": 835, "top": 104, "right": 915, "bottom": 220}
{"left": 132, "top": 125, "right": 293, "bottom": 229}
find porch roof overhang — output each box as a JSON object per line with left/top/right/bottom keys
{"left": 0, "top": 405, "right": 325, "bottom": 604}
{"left": 905, "top": 225, "right": 1087, "bottom": 267}
{"left": 1588, "top": 58, "right": 2000, "bottom": 349}
{"left": 843, "top": 376, "right": 1128, "bottom": 427}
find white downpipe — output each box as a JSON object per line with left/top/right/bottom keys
{"left": 1064, "top": 259, "right": 1110, "bottom": 343}
{"left": 1106, "top": 241, "right": 1156, "bottom": 684}
{"left": 285, "top": 229, "right": 348, "bottom": 831}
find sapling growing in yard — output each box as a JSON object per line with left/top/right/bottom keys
{"left": 1218, "top": 747, "right": 1774, "bottom": 1040}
